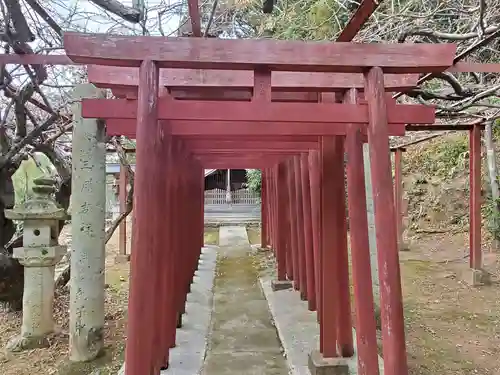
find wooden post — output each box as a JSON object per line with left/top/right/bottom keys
{"left": 270, "top": 167, "right": 277, "bottom": 252}
{"left": 201, "top": 168, "right": 205, "bottom": 248}
{"left": 294, "top": 156, "right": 307, "bottom": 300}
{"left": 345, "top": 91, "right": 380, "bottom": 375}
{"left": 287, "top": 159, "right": 300, "bottom": 290}
{"left": 364, "top": 67, "right": 408, "bottom": 375}
{"left": 320, "top": 136, "right": 339, "bottom": 358}
{"left": 300, "top": 153, "right": 316, "bottom": 310}
{"left": 262, "top": 169, "right": 269, "bottom": 249}
{"left": 309, "top": 150, "right": 322, "bottom": 323}
{"left": 276, "top": 164, "right": 287, "bottom": 281}
{"left": 125, "top": 60, "right": 164, "bottom": 375}
{"left": 159, "top": 137, "right": 175, "bottom": 369}
{"left": 332, "top": 136, "right": 354, "bottom": 357}
{"left": 469, "top": 124, "right": 482, "bottom": 270}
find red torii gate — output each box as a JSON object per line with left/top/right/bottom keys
{"left": 61, "top": 32, "right": 456, "bottom": 375}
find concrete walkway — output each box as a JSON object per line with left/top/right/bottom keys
{"left": 200, "top": 226, "right": 288, "bottom": 375}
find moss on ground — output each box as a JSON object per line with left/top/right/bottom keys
{"left": 204, "top": 228, "right": 219, "bottom": 245}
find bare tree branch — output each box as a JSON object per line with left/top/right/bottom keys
{"left": 89, "top": 0, "right": 142, "bottom": 23}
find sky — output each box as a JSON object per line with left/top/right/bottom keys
{"left": 51, "top": 0, "right": 184, "bottom": 36}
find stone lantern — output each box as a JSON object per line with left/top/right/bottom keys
{"left": 5, "top": 177, "right": 68, "bottom": 351}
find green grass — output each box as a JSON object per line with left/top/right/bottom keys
{"left": 246, "top": 227, "right": 261, "bottom": 245}
{"left": 204, "top": 228, "right": 220, "bottom": 245}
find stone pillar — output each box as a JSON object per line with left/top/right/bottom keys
{"left": 70, "top": 83, "right": 107, "bottom": 361}
{"left": 4, "top": 178, "right": 67, "bottom": 351}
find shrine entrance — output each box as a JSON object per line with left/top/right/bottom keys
{"left": 63, "top": 32, "right": 456, "bottom": 375}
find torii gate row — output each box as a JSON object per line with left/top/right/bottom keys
{"left": 64, "top": 32, "right": 457, "bottom": 375}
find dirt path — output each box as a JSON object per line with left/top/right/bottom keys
{"left": 201, "top": 226, "right": 287, "bottom": 375}
{"left": 399, "top": 232, "right": 500, "bottom": 375}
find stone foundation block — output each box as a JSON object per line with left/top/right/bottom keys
{"left": 308, "top": 350, "right": 349, "bottom": 375}
{"left": 271, "top": 280, "right": 293, "bottom": 291}
{"left": 463, "top": 268, "right": 491, "bottom": 287}
{"left": 114, "top": 254, "right": 130, "bottom": 263}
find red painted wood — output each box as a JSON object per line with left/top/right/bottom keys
{"left": 191, "top": 150, "right": 302, "bottom": 155}
{"left": 287, "top": 160, "right": 300, "bottom": 291}
{"left": 164, "top": 139, "right": 177, "bottom": 357}
{"left": 200, "top": 162, "right": 280, "bottom": 169}
{"left": 294, "top": 156, "right": 308, "bottom": 300}
{"left": 181, "top": 135, "right": 322, "bottom": 142}
{"left": 105, "top": 119, "right": 406, "bottom": 137}
{"left": 364, "top": 67, "right": 408, "bottom": 375}
{"left": 469, "top": 124, "right": 482, "bottom": 269}
{"left": 200, "top": 168, "right": 205, "bottom": 248}
{"left": 271, "top": 167, "right": 278, "bottom": 252}
{"left": 345, "top": 125, "right": 380, "bottom": 375}
{"left": 278, "top": 162, "right": 293, "bottom": 281}
{"left": 118, "top": 166, "right": 127, "bottom": 256}
{"left": 195, "top": 156, "right": 289, "bottom": 165}
{"left": 320, "top": 136, "right": 339, "bottom": 358}
{"left": 125, "top": 60, "right": 163, "bottom": 375}
{"left": 169, "top": 142, "right": 182, "bottom": 349}
{"left": 183, "top": 140, "right": 320, "bottom": 151}
{"left": 88, "top": 65, "right": 420, "bottom": 91}
{"left": 83, "top": 98, "right": 435, "bottom": 124}
{"left": 261, "top": 169, "right": 269, "bottom": 249}
{"left": 333, "top": 112, "right": 354, "bottom": 359}
{"left": 168, "top": 89, "right": 321, "bottom": 102}
{"left": 159, "top": 138, "right": 174, "bottom": 368}
{"left": 64, "top": 32, "right": 456, "bottom": 73}
{"left": 344, "top": 88, "right": 380, "bottom": 374}
{"left": 273, "top": 165, "right": 285, "bottom": 280}
{"left": 1, "top": 54, "right": 497, "bottom": 74}
{"left": 300, "top": 153, "right": 316, "bottom": 311}
{"left": 308, "top": 151, "right": 322, "bottom": 324}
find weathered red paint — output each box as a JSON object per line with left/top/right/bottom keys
{"left": 300, "top": 153, "right": 316, "bottom": 311}
{"left": 125, "top": 60, "right": 163, "bottom": 375}
{"left": 332, "top": 136, "right": 354, "bottom": 357}
{"left": 1, "top": 53, "right": 496, "bottom": 74}
{"left": 261, "top": 169, "right": 269, "bottom": 249}
{"left": 64, "top": 32, "right": 456, "bottom": 73}
{"left": 320, "top": 136, "right": 339, "bottom": 357}
{"left": 344, "top": 88, "right": 380, "bottom": 375}
{"left": 364, "top": 67, "right": 408, "bottom": 375}
{"left": 278, "top": 162, "right": 293, "bottom": 281}
{"left": 184, "top": 139, "right": 320, "bottom": 151}
{"left": 287, "top": 160, "right": 300, "bottom": 291}
{"left": 293, "top": 156, "right": 307, "bottom": 300}
{"left": 469, "top": 124, "right": 482, "bottom": 269}
{"left": 104, "top": 119, "right": 407, "bottom": 137}
{"left": 82, "top": 98, "right": 435, "bottom": 124}
{"left": 88, "top": 65, "right": 420, "bottom": 92}
{"left": 308, "top": 151, "right": 322, "bottom": 324}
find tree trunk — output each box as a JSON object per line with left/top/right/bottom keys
{"left": 485, "top": 121, "right": 500, "bottom": 251}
